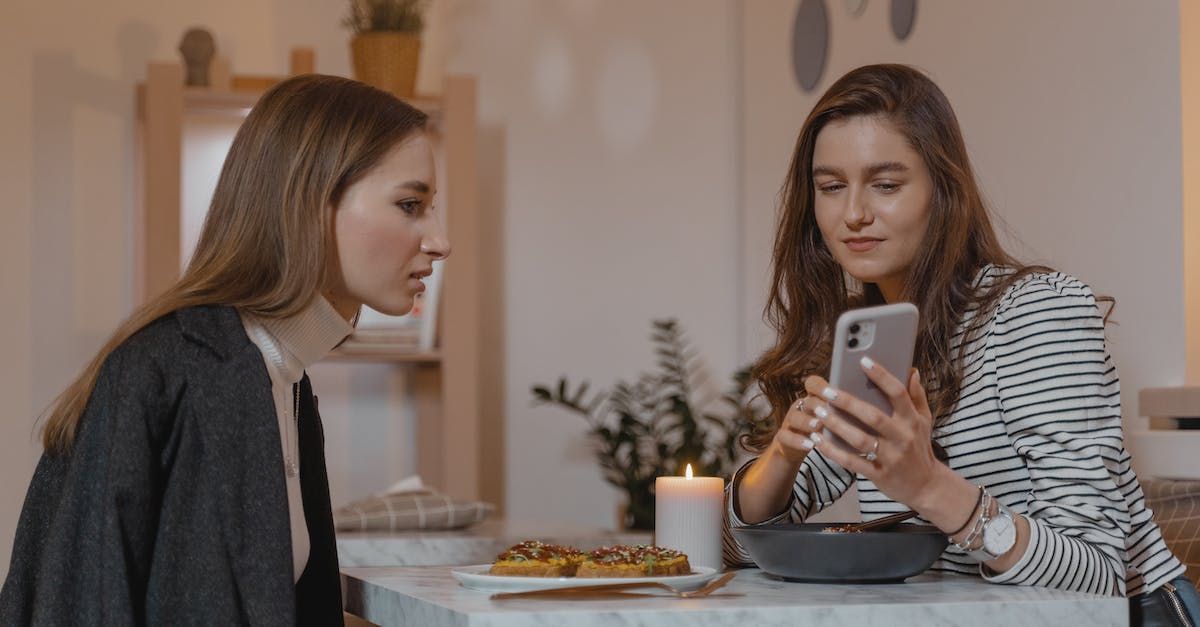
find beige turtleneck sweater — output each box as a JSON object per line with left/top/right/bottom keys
{"left": 238, "top": 296, "right": 353, "bottom": 582}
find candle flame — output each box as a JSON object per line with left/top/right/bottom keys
{"left": 685, "top": 463, "right": 693, "bottom": 479}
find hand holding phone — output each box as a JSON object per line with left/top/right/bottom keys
{"left": 822, "top": 302, "right": 919, "bottom": 453}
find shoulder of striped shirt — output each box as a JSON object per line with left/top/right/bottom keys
{"left": 994, "top": 269, "right": 1096, "bottom": 314}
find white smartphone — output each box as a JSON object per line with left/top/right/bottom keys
{"left": 822, "top": 302, "right": 919, "bottom": 453}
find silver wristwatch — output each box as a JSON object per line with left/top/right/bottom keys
{"left": 966, "top": 501, "right": 1018, "bottom": 562}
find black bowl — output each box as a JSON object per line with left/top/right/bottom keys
{"left": 731, "top": 522, "right": 948, "bottom": 583}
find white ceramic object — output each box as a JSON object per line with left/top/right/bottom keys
{"left": 450, "top": 564, "right": 720, "bottom": 593}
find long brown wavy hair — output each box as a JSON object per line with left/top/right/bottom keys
{"left": 744, "top": 64, "right": 1055, "bottom": 452}
{"left": 41, "top": 74, "right": 428, "bottom": 455}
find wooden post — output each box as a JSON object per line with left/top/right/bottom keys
{"left": 210, "top": 56, "right": 232, "bottom": 90}
{"left": 137, "top": 62, "right": 184, "bottom": 304}
{"left": 438, "top": 75, "right": 481, "bottom": 500}
{"left": 1184, "top": 0, "right": 1200, "bottom": 385}
{"left": 412, "top": 365, "right": 445, "bottom": 489}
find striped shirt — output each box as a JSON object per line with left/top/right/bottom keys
{"left": 724, "top": 266, "right": 1186, "bottom": 597}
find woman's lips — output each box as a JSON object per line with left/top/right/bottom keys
{"left": 844, "top": 238, "right": 882, "bottom": 252}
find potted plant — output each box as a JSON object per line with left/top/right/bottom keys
{"left": 343, "top": 0, "right": 428, "bottom": 97}
{"left": 531, "top": 320, "right": 758, "bottom": 530}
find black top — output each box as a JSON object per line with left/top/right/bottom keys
{"left": 0, "top": 305, "right": 344, "bottom": 625}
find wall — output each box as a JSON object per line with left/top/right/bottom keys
{"left": 442, "top": 0, "right": 744, "bottom": 527}
{"left": 740, "top": 0, "right": 1184, "bottom": 442}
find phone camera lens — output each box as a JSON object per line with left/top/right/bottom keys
{"left": 848, "top": 337, "right": 859, "bottom": 348}
{"left": 849, "top": 323, "right": 861, "bottom": 334}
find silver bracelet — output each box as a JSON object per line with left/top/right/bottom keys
{"left": 953, "top": 490, "right": 991, "bottom": 551}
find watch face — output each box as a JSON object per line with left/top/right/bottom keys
{"left": 983, "top": 513, "right": 1017, "bottom": 556}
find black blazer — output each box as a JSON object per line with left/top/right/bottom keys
{"left": 0, "top": 305, "right": 344, "bottom": 626}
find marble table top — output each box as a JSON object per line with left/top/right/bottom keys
{"left": 342, "top": 566, "right": 1128, "bottom": 627}
{"left": 337, "top": 519, "right": 653, "bottom": 567}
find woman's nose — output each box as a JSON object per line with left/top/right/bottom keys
{"left": 420, "top": 219, "right": 451, "bottom": 260}
{"left": 844, "top": 189, "right": 873, "bottom": 227}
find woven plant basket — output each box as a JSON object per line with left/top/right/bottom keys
{"left": 351, "top": 32, "right": 421, "bottom": 98}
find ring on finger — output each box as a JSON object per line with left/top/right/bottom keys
{"left": 860, "top": 438, "right": 880, "bottom": 462}
{"left": 794, "top": 397, "right": 807, "bottom": 413}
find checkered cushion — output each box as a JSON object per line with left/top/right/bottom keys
{"left": 333, "top": 491, "right": 494, "bottom": 532}
{"left": 1143, "top": 477, "right": 1200, "bottom": 586}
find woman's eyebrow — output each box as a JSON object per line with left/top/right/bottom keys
{"left": 864, "top": 161, "right": 909, "bottom": 177}
{"left": 812, "top": 162, "right": 909, "bottom": 178}
{"left": 395, "top": 180, "right": 430, "bottom": 194}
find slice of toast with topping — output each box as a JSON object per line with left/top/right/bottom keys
{"left": 488, "top": 540, "right": 585, "bottom": 577}
{"left": 576, "top": 544, "right": 691, "bottom": 577}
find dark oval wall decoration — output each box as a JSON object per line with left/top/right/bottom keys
{"left": 791, "top": 0, "right": 829, "bottom": 92}
{"left": 890, "top": 0, "right": 917, "bottom": 41}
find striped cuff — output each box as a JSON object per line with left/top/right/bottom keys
{"left": 980, "top": 513, "right": 1042, "bottom": 585}
{"left": 981, "top": 516, "right": 1121, "bottom": 596}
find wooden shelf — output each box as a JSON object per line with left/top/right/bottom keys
{"left": 176, "top": 86, "right": 443, "bottom": 121}
{"left": 182, "top": 87, "right": 260, "bottom": 115}
{"left": 138, "top": 84, "right": 445, "bottom": 120}
{"left": 1139, "top": 386, "right": 1200, "bottom": 429}
{"left": 324, "top": 347, "right": 442, "bottom": 364}
{"left": 1140, "top": 386, "right": 1200, "bottom": 416}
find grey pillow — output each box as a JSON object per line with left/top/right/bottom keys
{"left": 334, "top": 491, "right": 494, "bottom": 532}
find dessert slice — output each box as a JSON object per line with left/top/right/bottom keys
{"left": 576, "top": 544, "right": 691, "bottom": 577}
{"left": 488, "top": 540, "right": 585, "bottom": 577}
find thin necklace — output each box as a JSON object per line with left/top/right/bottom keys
{"left": 285, "top": 382, "right": 299, "bottom": 478}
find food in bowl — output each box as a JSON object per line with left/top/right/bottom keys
{"left": 488, "top": 540, "right": 585, "bottom": 577}
{"left": 576, "top": 544, "right": 691, "bottom": 577}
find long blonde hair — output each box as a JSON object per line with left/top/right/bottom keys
{"left": 42, "top": 74, "right": 428, "bottom": 455}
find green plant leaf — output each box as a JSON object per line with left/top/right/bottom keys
{"left": 570, "top": 381, "right": 591, "bottom": 406}
{"left": 526, "top": 318, "right": 758, "bottom": 514}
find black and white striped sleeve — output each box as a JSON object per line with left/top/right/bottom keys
{"left": 722, "top": 449, "right": 855, "bottom": 567}
{"left": 984, "top": 275, "right": 1129, "bottom": 596}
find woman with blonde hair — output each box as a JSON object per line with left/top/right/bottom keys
{"left": 1, "top": 74, "right": 449, "bottom": 625}
{"left": 724, "top": 64, "right": 1198, "bottom": 626}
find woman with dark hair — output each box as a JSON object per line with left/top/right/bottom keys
{"left": 1, "top": 74, "right": 450, "bottom": 625}
{"left": 724, "top": 64, "right": 1198, "bottom": 625}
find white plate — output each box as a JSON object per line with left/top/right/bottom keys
{"left": 451, "top": 564, "right": 721, "bottom": 593}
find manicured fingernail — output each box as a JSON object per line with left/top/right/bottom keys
{"left": 810, "top": 432, "right": 822, "bottom": 445}
{"left": 800, "top": 439, "right": 814, "bottom": 450}
{"left": 860, "top": 356, "right": 875, "bottom": 369}
{"left": 822, "top": 387, "right": 839, "bottom": 402}
{"left": 808, "top": 418, "right": 821, "bottom": 430}
{"left": 814, "top": 406, "right": 829, "bottom": 419}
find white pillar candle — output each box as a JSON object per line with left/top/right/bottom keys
{"left": 654, "top": 464, "right": 725, "bottom": 571}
